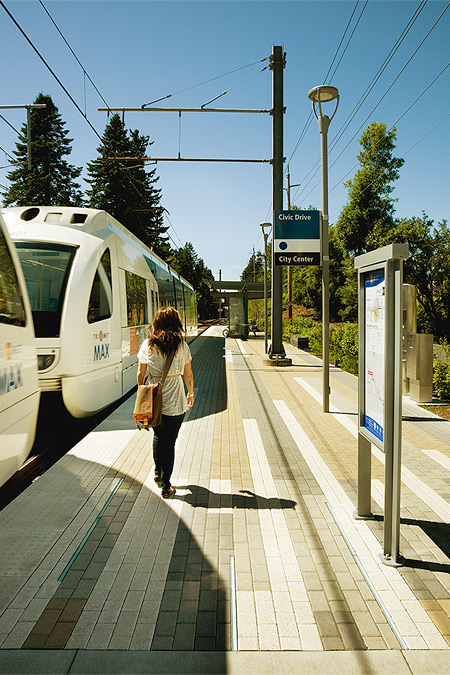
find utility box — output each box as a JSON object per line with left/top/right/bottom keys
{"left": 402, "top": 284, "right": 417, "bottom": 394}
{"left": 290, "top": 334, "right": 309, "bottom": 350}
{"left": 406, "top": 333, "right": 433, "bottom": 402}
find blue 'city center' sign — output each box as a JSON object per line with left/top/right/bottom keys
{"left": 274, "top": 210, "right": 320, "bottom": 266}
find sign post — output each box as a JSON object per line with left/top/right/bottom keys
{"left": 274, "top": 210, "right": 320, "bottom": 266}
{"left": 354, "top": 244, "right": 409, "bottom": 566}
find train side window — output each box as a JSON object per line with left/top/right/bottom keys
{"left": 0, "top": 227, "right": 26, "bottom": 326}
{"left": 125, "top": 271, "right": 148, "bottom": 326}
{"left": 88, "top": 249, "right": 112, "bottom": 324}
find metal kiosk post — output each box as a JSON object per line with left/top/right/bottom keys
{"left": 354, "top": 244, "right": 409, "bottom": 566}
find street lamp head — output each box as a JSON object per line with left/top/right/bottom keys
{"left": 260, "top": 222, "right": 272, "bottom": 234}
{"left": 308, "top": 85, "right": 339, "bottom": 103}
{"left": 308, "top": 85, "right": 339, "bottom": 124}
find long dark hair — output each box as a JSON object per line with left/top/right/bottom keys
{"left": 148, "top": 306, "right": 184, "bottom": 356}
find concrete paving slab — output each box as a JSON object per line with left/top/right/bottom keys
{"left": 0, "top": 649, "right": 76, "bottom": 674}
{"left": 1, "top": 328, "right": 450, "bottom": 664}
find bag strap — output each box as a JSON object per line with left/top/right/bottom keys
{"left": 160, "top": 351, "right": 175, "bottom": 387}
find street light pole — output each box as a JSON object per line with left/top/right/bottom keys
{"left": 308, "top": 85, "right": 339, "bottom": 413}
{"left": 260, "top": 222, "right": 272, "bottom": 354}
{"left": 286, "top": 165, "right": 292, "bottom": 320}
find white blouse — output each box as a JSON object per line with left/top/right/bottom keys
{"left": 137, "top": 339, "right": 192, "bottom": 416}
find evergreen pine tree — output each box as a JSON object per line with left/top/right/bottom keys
{"left": 3, "top": 93, "right": 84, "bottom": 207}
{"left": 170, "top": 242, "right": 216, "bottom": 318}
{"left": 86, "top": 114, "right": 170, "bottom": 256}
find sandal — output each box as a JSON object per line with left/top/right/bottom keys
{"left": 154, "top": 475, "right": 161, "bottom": 487}
{"left": 161, "top": 486, "right": 176, "bottom": 499}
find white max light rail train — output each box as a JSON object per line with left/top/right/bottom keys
{"left": 0, "top": 212, "right": 40, "bottom": 487}
{"left": 2, "top": 206, "right": 197, "bottom": 423}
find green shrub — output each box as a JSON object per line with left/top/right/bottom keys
{"left": 283, "top": 317, "right": 359, "bottom": 374}
{"left": 433, "top": 359, "right": 450, "bottom": 400}
{"left": 283, "top": 316, "right": 322, "bottom": 356}
{"left": 330, "top": 323, "right": 359, "bottom": 375}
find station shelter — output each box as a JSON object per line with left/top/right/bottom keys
{"left": 209, "top": 281, "right": 267, "bottom": 339}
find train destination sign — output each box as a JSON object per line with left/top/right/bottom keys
{"left": 274, "top": 210, "right": 320, "bottom": 266}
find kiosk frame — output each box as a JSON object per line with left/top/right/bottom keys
{"left": 355, "top": 244, "right": 409, "bottom": 566}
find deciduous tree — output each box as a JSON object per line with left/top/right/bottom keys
{"left": 336, "top": 122, "right": 404, "bottom": 257}
{"left": 381, "top": 213, "right": 450, "bottom": 339}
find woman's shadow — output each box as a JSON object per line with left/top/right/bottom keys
{"left": 176, "top": 485, "right": 296, "bottom": 510}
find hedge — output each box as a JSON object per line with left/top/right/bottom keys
{"left": 284, "top": 318, "right": 450, "bottom": 399}
{"left": 283, "top": 317, "right": 359, "bottom": 375}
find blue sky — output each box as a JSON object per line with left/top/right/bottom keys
{"left": 1, "top": 0, "right": 449, "bottom": 279}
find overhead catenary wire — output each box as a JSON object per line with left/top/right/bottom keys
{"left": 2, "top": 0, "right": 181, "bottom": 241}
{"left": 0, "top": 0, "right": 103, "bottom": 142}
{"left": 201, "top": 65, "right": 269, "bottom": 108}
{"left": 164, "top": 211, "right": 184, "bottom": 249}
{"left": 1, "top": 2, "right": 223, "bottom": 256}
{"left": 0, "top": 144, "right": 16, "bottom": 162}
{"left": 0, "top": 114, "right": 20, "bottom": 134}
{"left": 141, "top": 57, "right": 270, "bottom": 108}
{"left": 38, "top": 0, "right": 110, "bottom": 110}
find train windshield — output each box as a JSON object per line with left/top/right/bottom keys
{"left": 0, "top": 226, "right": 26, "bottom": 327}
{"left": 15, "top": 242, "right": 77, "bottom": 337}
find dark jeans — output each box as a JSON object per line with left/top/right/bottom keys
{"left": 153, "top": 413, "right": 185, "bottom": 490}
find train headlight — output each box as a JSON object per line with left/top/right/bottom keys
{"left": 38, "top": 354, "right": 55, "bottom": 371}
{"left": 37, "top": 350, "right": 60, "bottom": 371}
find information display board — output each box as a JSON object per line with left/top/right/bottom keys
{"left": 364, "top": 268, "right": 385, "bottom": 444}
{"left": 355, "top": 243, "right": 409, "bottom": 565}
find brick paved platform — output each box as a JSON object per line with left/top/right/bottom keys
{"left": 0, "top": 326, "right": 450, "bottom": 673}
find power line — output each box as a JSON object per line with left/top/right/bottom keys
{"left": 327, "top": 0, "right": 428, "bottom": 159}
{"left": 403, "top": 110, "right": 450, "bottom": 158}
{"left": 286, "top": 0, "right": 365, "bottom": 167}
{"left": 325, "top": 0, "right": 368, "bottom": 84}
{"left": 292, "top": 0, "right": 444, "bottom": 206}
{"left": 327, "top": 1, "right": 448, "bottom": 175}
{"left": 326, "top": 58, "right": 450, "bottom": 216}
{"left": 292, "top": 0, "right": 429, "bottom": 204}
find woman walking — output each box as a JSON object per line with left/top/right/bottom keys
{"left": 137, "top": 307, "right": 194, "bottom": 498}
